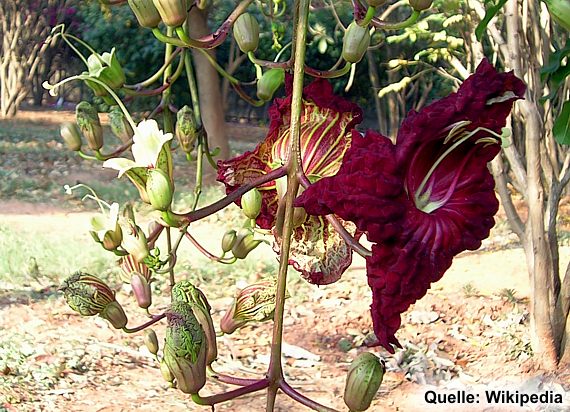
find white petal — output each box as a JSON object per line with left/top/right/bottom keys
{"left": 103, "top": 158, "right": 139, "bottom": 177}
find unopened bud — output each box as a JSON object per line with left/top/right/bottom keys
{"left": 59, "top": 272, "right": 128, "bottom": 329}
{"left": 233, "top": 13, "right": 260, "bottom": 53}
{"left": 256, "top": 68, "right": 285, "bottom": 101}
{"left": 175, "top": 106, "right": 198, "bottom": 152}
{"left": 221, "top": 229, "right": 237, "bottom": 253}
{"left": 145, "top": 329, "right": 159, "bottom": 355}
{"left": 344, "top": 352, "right": 385, "bottom": 411}
{"left": 160, "top": 358, "right": 175, "bottom": 383}
{"left": 342, "top": 22, "right": 371, "bottom": 64}
{"left": 171, "top": 281, "right": 217, "bottom": 365}
{"left": 241, "top": 188, "right": 262, "bottom": 219}
{"left": 408, "top": 0, "right": 433, "bottom": 11}
{"left": 164, "top": 301, "right": 207, "bottom": 394}
{"left": 152, "top": 0, "right": 187, "bottom": 27}
{"left": 128, "top": 0, "right": 162, "bottom": 28}
{"left": 131, "top": 273, "right": 152, "bottom": 309}
{"left": 220, "top": 279, "right": 286, "bottom": 334}
{"left": 231, "top": 228, "right": 262, "bottom": 259}
{"left": 76, "top": 101, "right": 103, "bottom": 151}
{"left": 146, "top": 168, "right": 173, "bottom": 211}
{"left": 60, "top": 122, "right": 82, "bottom": 151}
{"left": 109, "top": 106, "right": 134, "bottom": 144}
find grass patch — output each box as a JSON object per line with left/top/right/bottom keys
{"left": 0, "top": 224, "right": 114, "bottom": 285}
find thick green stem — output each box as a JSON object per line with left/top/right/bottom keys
{"left": 266, "top": 1, "right": 310, "bottom": 411}
{"left": 162, "top": 27, "right": 175, "bottom": 133}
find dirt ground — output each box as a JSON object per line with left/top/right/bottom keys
{"left": 1, "top": 110, "right": 570, "bottom": 412}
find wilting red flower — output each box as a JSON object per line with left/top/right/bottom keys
{"left": 296, "top": 60, "right": 526, "bottom": 351}
{"left": 218, "top": 79, "right": 362, "bottom": 284}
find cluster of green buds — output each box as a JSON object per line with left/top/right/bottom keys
{"left": 59, "top": 272, "right": 128, "bottom": 329}
{"left": 128, "top": 0, "right": 188, "bottom": 28}
{"left": 175, "top": 105, "right": 199, "bottom": 153}
{"left": 233, "top": 13, "right": 260, "bottom": 53}
{"left": 220, "top": 279, "right": 285, "bottom": 334}
{"left": 76, "top": 101, "right": 103, "bottom": 151}
{"left": 223, "top": 227, "right": 262, "bottom": 259}
{"left": 343, "top": 352, "right": 385, "bottom": 411}
{"left": 162, "top": 301, "right": 208, "bottom": 394}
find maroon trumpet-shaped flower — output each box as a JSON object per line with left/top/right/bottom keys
{"left": 218, "top": 79, "right": 362, "bottom": 284}
{"left": 295, "top": 60, "right": 526, "bottom": 351}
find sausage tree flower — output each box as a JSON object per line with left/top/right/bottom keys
{"left": 103, "top": 119, "right": 173, "bottom": 205}
{"left": 217, "top": 79, "right": 362, "bottom": 284}
{"left": 295, "top": 60, "right": 526, "bottom": 352}
{"left": 89, "top": 201, "right": 122, "bottom": 251}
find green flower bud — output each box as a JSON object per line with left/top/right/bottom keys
{"left": 131, "top": 273, "right": 152, "bottom": 309}
{"left": 121, "top": 223, "right": 149, "bottom": 263}
{"left": 342, "top": 22, "right": 371, "bottom": 64}
{"left": 220, "top": 279, "right": 287, "bottom": 334}
{"left": 101, "top": 227, "right": 124, "bottom": 251}
{"left": 76, "top": 101, "right": 103, "bottom": 151}
{"left": 221, "top": 229, "right": 237, "bottom": 253}
{"left": 171, "top": 281, "right": 217, "bottom": 365}
{"left": 60, "top": 122, "right": 82, "bottom": 151}
{"left": 144, "top": 329, "right": 159, "bottom": 355}
{"left": 146, "top": 168, "right": 173, "bottom": 211}
{"left": 344, "top": 352, "right": 385, "bottom": 412}
{"left": 59, "top": 272, "right": 128, "bottom": 329}
{"left": 84, "top": 78, "right": 114, "bottom": 105}
{"left": 109, "top": 106, "right": 134, "bottom": 144}
{"left": 163, "top": 301, "right": 207, "bottom": 394}
{"left": 233, "top": 13, "right": 260, "bottom": 53}
{"left": 408, "top": 0, "right": 433, "bottom": 11}
{"left": 128, "top": 0, "right": 162, "bottom": 28}
{"left": 231, "top": 228, "right": 262, "bottom": 259}
{"left": 160, "top": 358, "right": 175, "bottom": 383}
{"left": 543, "top": 0, "right": 570, "bottom": 31}
{"left": 100, "top": 300, "right": 128, "bottom": 328}
{"left": 241, "top": 188, "right": 262, "bottom": 219}
{"left": 256, "top": 68, "right": 285, "bottom": 101}
{"left": 175, "top": 105, "right": 198, "bottom": 152}
{"left": 152, "top": 0, "right": 188, "bottom": 27}
{"left": 87, "top": 48, "right": 126, "bottom": 90}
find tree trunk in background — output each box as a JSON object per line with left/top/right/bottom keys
{"left": 366, "top": 50, "right": 386, "bottom": 135}
{"left": 468, "top": 0, "right": 570, "bottom": 369}
{"left": 186, "top": 7, "right": 229, "bottom": 161}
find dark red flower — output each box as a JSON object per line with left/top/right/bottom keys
{"left": 295, "top": 60, "right": 526, "bottom": 352}
{"left": 218, "top": 79, "right": 362, "bottom": 284}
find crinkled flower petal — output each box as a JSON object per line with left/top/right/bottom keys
{"left": 272, "top": 217, "right": 358, "bottom": 285}
{"left": 218, "top": 79, "right": 363, "bottom": 229}
{"left": 296, "top": 59, "right": 526, "bottom": 352}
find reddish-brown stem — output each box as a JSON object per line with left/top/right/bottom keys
{"left": 177, "top": 166, "right": 287, "bottom": 222}
{"left": 123, "top": 83, "right": 170, "bottom": 97}
{"left": 280, "top": 381, "right": 340, "bottom": 412}
{"left": 191, "top": 378, "right": 269, "bottom": 405}
{"left": 148, "top": 225, "right": 164, "bottom": 248}
{"left": 207, "top": 366, "right": 261, "bottom": 386}
{"left": 184, "top": 231, "right": 234, "bottom": 263}
{"left": 122, "top": 313, "right": 166, "bottom": 333}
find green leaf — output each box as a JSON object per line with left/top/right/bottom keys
{"left": 553, "top": 100, "right": 570, "bottom": 145}
{"left": 475, "top": 0, "right": 508, "bottom": 41}
{"left": 540, "top": 39, "right": 570, "bottom": 81}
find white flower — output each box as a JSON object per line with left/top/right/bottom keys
{"left": 103, "top": 119, "right": 173, "bottom": 177}
{"left": 90, "top": 202, "right": 120, "bottom": 241}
